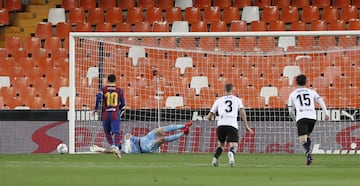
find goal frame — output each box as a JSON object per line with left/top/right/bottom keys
{"left": 68, "top": 31, "right": 360, "bottom": 154}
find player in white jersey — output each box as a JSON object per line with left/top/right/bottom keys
{"left": 207, "top": 83, "right": 254, "bottom": 167}
{"left": 288, "top": 74, "right": 329, "bottom": 166}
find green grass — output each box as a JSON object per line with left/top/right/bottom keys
{"left": 0, "top": 153, "right": 359, "bottom": 186}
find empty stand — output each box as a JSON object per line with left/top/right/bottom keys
{"left": 348, "top": 19, "right": 360, "bottom": 30}
{"left": 134, "top": 22, "right": 151, "bottom": 32}
{"left": 171, "top": 21, "right": 189, "bottom": 32}
{"left": 310, "top": 20, "right": 327, "bottom": 31}
{"left": 301, "top": 6, "right": 319, "bottom": 23}
{"left": 278, "top": 36, "right": 296, "bottom": 52}
{"left": 118, "top": 0, "right": 135, "bottom": 10}
{"left": 253, "top": 0, "right": 271, "bottom": 8}
{"left": 190, "top": 76, "right": 209, "bottom": 96}
{"left": 56, "top": 22, "right": 72, "bottom": 39}
{"left": 95, "top": 22, "right": 113, "bottom": 32}
{"left": 75, "top": 22, "right": 92, "bottom": 32}
{"left": 289, "top": 20, "right": 307, "bottom": 31}
{"left": 261, "top": 6, "right": 279, "bottom": 22}
{"left": 61, "top": 0, "right": 78, "bottom": 10}
{"left": 105, "top": 7, "right": 123, "bottom": 25}
{"left": 340, "top": 5, "right": 358, "bottom": 21}
{"left": 68, "top": 7, "right": 85, "bottom": 24}
{"left": 249, "top": 20, "right": 266, "bottom": 31}
{"left": 5, "top": 0, "right": 21, "bottom": 12}
{"left": 98, "top": 0, "right": 116, "bottom": 10}
{"left": 138, "top": 0, "right": 155, "bottom": 9}
{"left": 229, "top": 20, "right": 247, "bottom": 32}
{"left": 87, "top": 8, "right": 105, "bottom": 25}
{"left": 175, "top": 0, "right": 193, "bottom": 10}
{"left": 222, "top": 6, "right": 240, "bottom": 24}
{"left": 209, "top": 20, "right": 227, "bottom": 32}
{"left": 164, "top": 7, "right": 182, "bottom": 23}
{"left": 268, "top": 20, "right": 285, "bottom": 31}
{"left": 175, "top": 57, "right": 193, "bottom": 75}
{"left": 312, "top": 0, "right": 331, "bottom": 8}
{"left": 129, "top": 46, "right": 146, "bottom": 66}
{"left": 311, "top": 76, "right": 331, "bottom": 89}
{"left": 0, "top": 8, "right": 9, "bottom": 25}
{"left": 152, "top": 21, "right": 169, "bottom": 32}
{"left": 292, "top": 0, "right": 310, "bottom": 8}
{"left": 0, "top": 76, "right": 10, "bottom": 89}
{"left": 190, "top": 21, "right": 207, "bottom": 32}
{"left": 283, "top": 66, "right": 301, "bottom": 86}
{"left": 5, "top": 36, "right": 21, "bottom": 54}
{"left": 328, "top": 20, "right": 346, "bottom": 30}
{"left": 260, "top": 86, "right": 278, "bottom": 106}
{"left": 214, "top": 0, "right": 232, "bottom": 9}
{"left": 24, "top": 36, "right": 41, "bottom": 54}
{"left": 321, "top": 6, "right": 338, "bottom": 22}
{"left": 241, "top": 6, "right": 260, "bottom": 23}
{"left": 48, "top": 8, "right": 66, "bottom": 25}
{"left": 145, "top": 7, "right": 163, "bottom": 23}
{"left": 165, "top": 96, "right": 184, "bottom": 108}
{"left": 281, "top": 6, "right": 299, "bottom": 23}
{"left": 157, "top": 0, "right": 174, "bottom": 9}
{"left": 35, "top": 22, "right": 53, "bottom": 39}
{"left": 203, "top": 6, "right": 220, "bottom": 23}
{"left": 272, "top": 0, "right": 290, "bottom": 7}
{"left": 126, "top": 7, "right": 144, "bottom": 24}
{"left": 194, "top": 0, "right": 211, "bottom": 9}
{"left": 184, "top": 7, "right": 201, "bottom": 24}
{"left": 58, "top": 86, "right": 71, "bottom": 106}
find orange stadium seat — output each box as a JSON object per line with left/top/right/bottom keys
{"left": 62, "top": 0, "right": 78, "bottom": 10}
{"left": 348, "top": 19, "right": 360, "bottom": 30}
{"left": 233, "top": 0, "right": 251, "bottom": 8}
{"left": 0, "top": 8, "right": 9, "bottom": 25}
{"left": 310, "top": 20, "right": 327, "bottom": 31}
{"left": 222, "top": 7, "right": 240, "bottom": 24}
{"left": 126, "top": 7, "right": 144, "bottom": 24}
{"left": 312, "top": 0, "right": 331, "bottom": 8}
{"left": 5, "top": 36, "right": 21, "bottom": 54}
{"left": 115, "top": 22, "right": 132, "bottom": 32}
{"left": 214, "top": 0, "right": 231, "bottom": 9}
{"left": 340, "top": 5, "right": 358, "bottom": 21}
{"left": 87, "top": 8, "right": 105, "bottom": 25}
{"left": 194, "top": 0, "right": 211, "bottom": 9}
{"left": 164, "top": 7, "right": 182, "bottom": 23}
{"left": 333, "top": 0, "right": 351, "bottom": 7}
{"left": 321, "top": 6, "right": 339, "bottom": 22}
{"left": 292, "top": 0, "right": 310, "bottom": 8}
{"left": 268, "top": 20, "right": 285, "bottom": 31}
{"left": 79, "top": 0, "right": 96, "bottom": 11}
{"left": 35, "top": 22, "right": 53, "bottom": 39}
{"left": 203, "top": 6, "right": 220, "bottom": 23}
{"left": 268, "top": 96, "right": 286, "bottom": 108}
{"left": 253, "top": 0, "right": 271, "bottom": 8}
{"left": 138, "top": 0, "right": 155, "bottom": 9}
{"left": 157, "top": 0, "right": 174, "bottom": 9}
{"left": 261, "top": 6, "right": 279, "bottom": 22}
{"left": 289, "top": 21, "right": 307, "bottom": 31}
{"left": 353, "top": 0, "right": 360, "bottom": 6}
{"left": 145, "top": 7, "right": 163, "bottom": 23}
{"left": 324, "top": 65, "right": 342, "bottom": 83}
{"left": 218, "top": 37, "right": 237, "bottom": 52}
{"left": 190, "top": 21, "right": 207, "bottom": 32}
{"left": 98, "top": 0, "right": 116, "bottom": 10}
{"left": 56, "top": 22, "right": 72, "bottom": 39}
{"left": 238, "top": 37, "right": 256, "bottom": 52}
{"left": 184, "top": 7, "right": 201, "bottom": 24}
{"left": 301, "top": 6, "right": 319, "bottom": 23}
{"left": 257, "top": 37, "right": 276, "bottom": 52}
{"left": 68, "top": 7, "right": 85, "bottom": 24}
{"left": 198, "top": 37, "right": 216, "bottom": 51}
{"left": 23, "top": 36, "right": 41, "bottom": 54}
{"left": 311, "top": 76, "right": 331, "bottom": 89}
{"left": 317, "top": 36, "right": 336, "bottom": 48}
{"left": 243, "top": 96, "right": 266, "bottom": 108}
{"left": 134, "top": 22, "right": 151, "bottom": 32}
{"left": 281, "top": 6, "right": 299, "bottom": 23}
{"left": 75, "top": 22, "right": 92, "bottom": 32}
{"left": 118, "top": 0, "right": 135, "bottom": 10}
{"left": 328, "top": 20, "right": 346, "bottom": 30}
{"left": 249, "top": 20, "right": 266, "bottom": 31}
{"left": 95, "top": 22, "right": 113, "bottom": 32}
{"left": 272, "top": 0, "right": 290, "bottom": 7}
{"left": 152, "top": 21, "right": 169, "bottom": 32}
{"left": 297, "top": 36, "right": 315, "bottom": 48}
{"left": 229, "top": 20, "right": 247, "bottom": 32}
{"left": 105, "top": 7, "right": 123, "bottom": 25}
{"left": 5, "top": 0, "right": 21, "bottom": 12}
{"left": 338, "top": 35, "right": 356, "bottom": 47}
{"left": 209, "top": 20, "right": 227, "bottom": 32}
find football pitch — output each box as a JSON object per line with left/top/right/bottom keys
{"left": 0, "top": 153, "right": 359, "bottom": 186}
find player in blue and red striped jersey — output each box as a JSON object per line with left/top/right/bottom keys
{"left": 94, "top": 74, "right": 125, "bottom": 158}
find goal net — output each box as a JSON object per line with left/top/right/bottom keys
{"left": 68, "top": 31, "right": 360, "bottom": 154}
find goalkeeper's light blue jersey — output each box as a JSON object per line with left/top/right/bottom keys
{"left": 121, "top": 131, "right": 160, "bottom": 153}
{"left": 121, "top": 135, "right": 141, "bottom": 153}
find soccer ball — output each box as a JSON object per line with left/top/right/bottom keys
{"left": 57, "top": 143, "right": 68, "bottom": 154}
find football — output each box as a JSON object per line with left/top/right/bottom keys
{"left": 57, "top": 143, "right": 68, "bottom": 154}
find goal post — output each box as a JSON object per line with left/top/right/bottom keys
{"left": 68, "top": 31, "right": 360, "bottom": 154}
